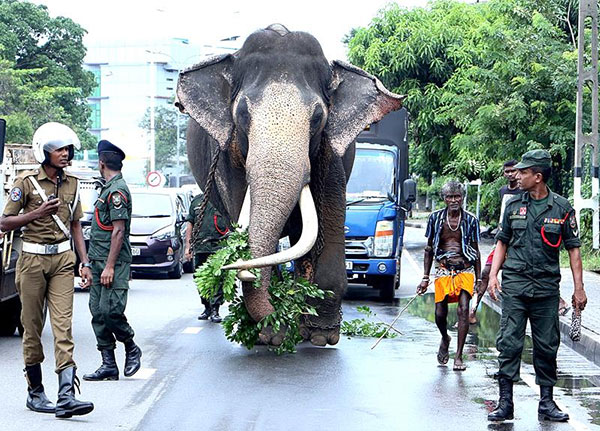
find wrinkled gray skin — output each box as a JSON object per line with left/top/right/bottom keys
{"left": 177, "top": 25, "right": 403, "bottom": 346}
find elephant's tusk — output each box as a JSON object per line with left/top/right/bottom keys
{"left": 237, "top": 188, "right": 251, "bottom": 231}
{"left": 222, "top": 184, "right": 318, "bottom": 272}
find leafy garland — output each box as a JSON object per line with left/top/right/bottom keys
{"left": 341, "top": 306, "right": 398, "bottom": 339}
{"left": 194, "top": 228, "right": 329, "bottom": 354}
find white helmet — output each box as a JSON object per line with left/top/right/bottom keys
{"left": 32, "top": 122, "right": 81, "bottom": 164}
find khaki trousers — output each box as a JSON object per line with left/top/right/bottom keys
{"left": 16, "top": 251, "right": 77, "bottom": 373}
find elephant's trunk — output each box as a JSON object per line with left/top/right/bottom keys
{"left": 233, "top": 82, "right": 314, "bottom": 322}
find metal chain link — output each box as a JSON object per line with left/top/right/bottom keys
{"left": 190, "top": 148, "right": 221, "bottom": 251}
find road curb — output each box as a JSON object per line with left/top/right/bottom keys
{"left": 482, "top": 295, "right": 600, "bottom": 368}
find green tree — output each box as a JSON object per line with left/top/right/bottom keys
{"left": 0, "top": 0, "right": 95, "bottom": 148}
{"left": 139, "top": 104, "right": 188, "bottom": 174}
{"left": 347, "top": 0, "right": 581, "bottom": 224}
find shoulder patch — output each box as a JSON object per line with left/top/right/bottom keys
{"left": 111, "top": 193, "right": 123, "bottom": 209}
{"left": 9, "top": 187, "right": 22, "bottom": 201}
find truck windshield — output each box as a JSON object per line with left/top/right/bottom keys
{"left": 346, "top": 148, "right": 395, "bottom": 201}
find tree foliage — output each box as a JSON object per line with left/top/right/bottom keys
{"left": 139, "top": 104, "right": 188, "bottom": 173}
{"left": 0, "top": 0, "right": 95, "bottom": 147}
{"left": 348, "top": 0, "right": 583, "bottom": 224}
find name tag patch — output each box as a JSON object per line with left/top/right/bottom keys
{"left": 509, "top": 215, "right": 526, "bottom": 220}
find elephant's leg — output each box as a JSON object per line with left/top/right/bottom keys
{"left": 301, "top": 156, "right": 348, "bottom": 346}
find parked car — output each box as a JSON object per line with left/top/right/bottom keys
{"left": 129, "top": 188, "right": 187, "bottom": 278}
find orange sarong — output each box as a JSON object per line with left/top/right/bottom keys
{"left": 434, "top": 270, "right": 475, "bottom": 303}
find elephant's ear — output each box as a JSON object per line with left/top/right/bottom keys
{"left": 176, "top": 54, "right": 234, "bottom": 151}
{"left": 325, "top": 60, "right": 405, "bottom": 157}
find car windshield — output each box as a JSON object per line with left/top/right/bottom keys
{"left": 131, "top": 193, "right": 173, "bottom": 217}
{"left": 346, "top": 148, "right": 395, "bottom": 201}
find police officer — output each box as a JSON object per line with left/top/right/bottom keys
{"left": 487, "top": 150, "right": 588, "bottom": 422}
{"left": 0, "top": 122, "right": 94, "bottom": 418}
{"left": 184, "top": 192, "right": 230, "bottom": 322}
{"left": 83, "top": 140, "right": 142, "bottom": 381}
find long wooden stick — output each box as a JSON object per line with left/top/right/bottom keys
{"left": 371, "top": 293, "right": 421, "bottom": 350}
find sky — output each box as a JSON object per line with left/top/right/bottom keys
{"left": 34, "top": 0, "right": 431, "bottom": 61}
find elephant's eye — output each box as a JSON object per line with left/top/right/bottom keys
{"left": 235, "top": 98, "right": 251, "bottom": 132}
{"left": 310, "top": 104, "right": 325, "bottom": 136}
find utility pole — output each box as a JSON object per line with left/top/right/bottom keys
{"left": 573, "top": 0, "right": 599, "bottom": 248}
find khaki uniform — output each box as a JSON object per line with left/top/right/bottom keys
{"left": 3, "top": 168, "right": 83, "bottom": 373}
{"left": 495, "top": 188, "right": 580, "bottom": 386}
{"left": 87, "top": 173, "right": 134, "bottom": 350}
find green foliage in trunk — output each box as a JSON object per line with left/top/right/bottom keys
{"left": 194, "top": 229, "right": 330, "bottom": 354}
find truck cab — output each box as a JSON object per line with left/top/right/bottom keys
{"left": 344, "top": 108, "right": 415, "bottom": 300}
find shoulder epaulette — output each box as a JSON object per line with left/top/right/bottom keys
{"left": 19, "top": 169, "right": 40, "bottom": 179}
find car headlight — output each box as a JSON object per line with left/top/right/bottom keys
{"left": 373, "top": 220, "right": 394, "bottom": 257}
{"left": 151, "top": 225, "right": 176, "bottom": 241}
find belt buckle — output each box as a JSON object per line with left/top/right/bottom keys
{"left": 45, "top": 244, "right": 58, "bottom": 254}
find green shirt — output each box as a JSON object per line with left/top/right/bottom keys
{"left": 88, "top": 173, "right": 132, "bottom": 263}
{"left": 495, "top": 188, "right": 580, "bottom": 297}
{"left": 186, "top": 194, "right": 230, "bottom": 253}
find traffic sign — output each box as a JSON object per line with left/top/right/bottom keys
{"left": 146, "top": 171, "right": 162, "bottom": 187}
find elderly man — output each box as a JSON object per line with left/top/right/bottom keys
{"left": 417, "top": 181, "right": 481, "bottom": 371}
{"left": 487, "top": 150, "right": 587, "bottom": 422}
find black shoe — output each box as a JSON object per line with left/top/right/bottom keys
{"left": 488, "top": 377, "right": 514, "bottom": 421}
{"left": 55, "top": 367, "right": 94, "bottom": 418}
{"left": 83, "top": 350, "right": 119, "bottom": 381}
{"left": 124, "top": 340, "right": 142, "bottom": 377}
{"left": 24, "top": 364, "right": 55, "bottom": 414}
{"left": 198, "top": 307, "right": 211, "bottom": 320}
{"left": 538, "top": 386, "right": 569, "bottom": 422}
{"left": 209, "top": 306, "right": 222, "bottom": 323}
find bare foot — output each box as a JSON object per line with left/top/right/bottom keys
{"left": 469, "top": 310, "right": 477, "bottom": 325}
{"left": 453, "top": 357, "right": 467, "bottom": 371}
{"left": 437, "top": 335, "right": 451, "bottom": 365}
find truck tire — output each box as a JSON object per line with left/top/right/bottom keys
{"left": 0, "top": 296, "right": 21, "bottom": 336}
{"left": 376, "top": 276, "right": 396, "bottom": 302}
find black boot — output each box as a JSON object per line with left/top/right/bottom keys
{"left": 209, "top": 305, "right": 222, "bottom": 323}
{"left": 83, "top": 350, "right": 119, "bottom": 381}
{"left": 124, "top": 339, "right": 142, "bottom": 377}
{"left": 488, "top": 377, "right": 514, "bottom": 421}
{"left": 55, "top": 367, "right": 94, "bottom": 418}
{"left": 24, "top": 364, "right": 55, "bottom": 414}
{"left": 198, "top": 306, "right": 211, "bottom": 320}
{"left": 538, "top": 386, "right": 569, "bottom": 422}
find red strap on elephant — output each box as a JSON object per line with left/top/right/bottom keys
{"left": 214, "top": 215, "right": 229, "bottom": 235}
{"left": 541, "top": 212, "right": 570, "bottom": 248}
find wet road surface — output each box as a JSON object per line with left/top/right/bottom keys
{"left": 1, "top": 227, "right": 599, "bottom": 430}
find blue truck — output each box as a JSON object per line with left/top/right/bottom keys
{"left": 344, "top": 108, "right": 416, "bottom": 301}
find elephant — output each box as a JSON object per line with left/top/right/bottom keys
{"left": 176, "top": 24, "right": 403, "bottom": 347}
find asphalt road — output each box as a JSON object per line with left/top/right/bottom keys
{"left": 1, "top": 227, "right": 599, "bottom": 431}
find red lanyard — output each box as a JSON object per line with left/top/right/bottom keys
{"left": 214, "top": 215, "right": 229, "bottom": 235}
{"left": 541, "top": 212, "right": 570, "bottom": 248}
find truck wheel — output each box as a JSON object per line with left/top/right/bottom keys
{"left": 376, "top": 276, "right": 396, "bottom": 302}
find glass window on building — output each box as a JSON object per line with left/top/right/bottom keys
{"left": 92, "top": 69, "right": 101, "bottom": 98}
{"left": 90, "top": 103, "right": 101, "bottom": 129}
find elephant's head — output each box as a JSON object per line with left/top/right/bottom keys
{"left": 177, "top": 24, "right": 403, "bottom": 322}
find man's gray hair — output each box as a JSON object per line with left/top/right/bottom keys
{"left": 441, "top": 181, "right": 465, "bottom": 198}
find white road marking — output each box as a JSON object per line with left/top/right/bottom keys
{"left": 182, "top": 327, "right": 203, "bottom": 334}
{"left": 404, "top": 248, "right": 422, "bottom": 274}
{"left": 131, "top": 368, "right": 156, "bottom": 380}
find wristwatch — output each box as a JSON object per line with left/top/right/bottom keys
{"left": 81, "top": 262, "right": 92, "bottom": 269}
